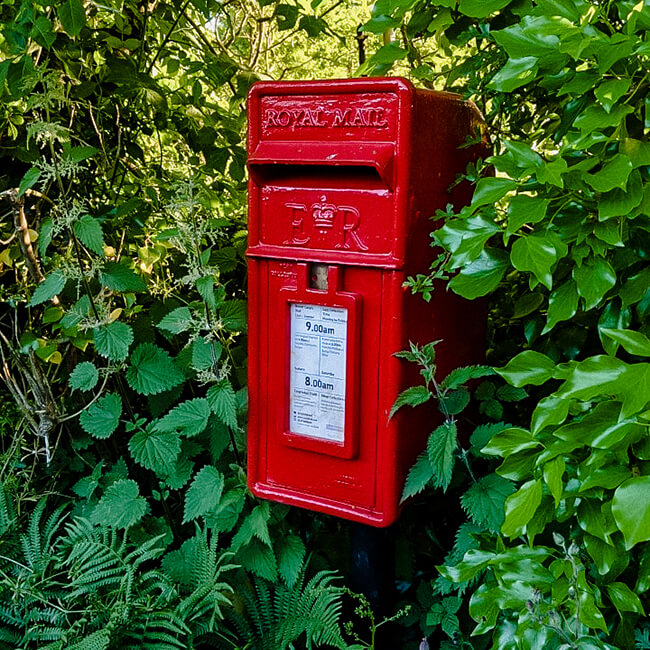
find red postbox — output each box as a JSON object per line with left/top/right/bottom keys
{"left": 246, "top": 78, "right": 487, "bottom": 527}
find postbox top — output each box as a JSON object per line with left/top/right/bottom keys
{"left": 246, "top": 77, "right": 484, "bottom": 268}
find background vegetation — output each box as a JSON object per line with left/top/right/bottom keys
{"left": 1, "top": 0, "right": 649, "bottom": 648}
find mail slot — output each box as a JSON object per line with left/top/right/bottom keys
{"left": 246, "top": 78, "right": 488, "bottom": 526}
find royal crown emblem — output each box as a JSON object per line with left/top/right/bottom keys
{"left": 311, "top": 195, "right": 337, "bottom": 231}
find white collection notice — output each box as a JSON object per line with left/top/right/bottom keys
{"left": 289, "top": 303, "right": 348, "bottom": 442}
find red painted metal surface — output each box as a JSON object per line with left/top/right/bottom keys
{"left": 247, "top": 77, "right": 489, "bottom": 527}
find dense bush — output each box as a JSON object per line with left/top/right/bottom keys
{"left": 1, "top": 0, "right": 649, "bottom": 648}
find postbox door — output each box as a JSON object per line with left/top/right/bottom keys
{"left": 260, "top": 259, "right": 383, "bottom": 512}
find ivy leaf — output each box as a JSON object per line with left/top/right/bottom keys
{"left": 207, "top": 379, "right": 238, "bottom": 428}
{"left": 606, "top": 582, "right": 645, "bottom": 616}
{"left": 501, "top": 479, "right": 543, "bottom": 538}
{"left": 390, "top": 385, "right": 431, "bottom": 418}
{"left": 595, "top": 79, "right": 631, "bottom": 113}
{"left": 470, "top": 178, "right": 517, "bottom": 208}
{"left": 126, "top": 343, "right": 185, "bottom": 395}
{"left": 510, "top": 234, "right": 558, "bottom": 290}
{"left": 220, "top": 300, "right": 247, "bottom": 331}
{"left": 129, "top": 424, "right": 181, "bottom": 476}
{"left": 496, "top": 350, "right": 556, "bottom": 387}
{"left": 93, "top": 321, "right": 134, "bottom": 361}
{"left": 278, "top": 534, "right": 306, "bottom": 588}
{"left": 157, "top": 398, "right": 211, "bottom": 437}
{"left": 598, "top": 169, "right": 643, "bottom": 220}
{"left": 91, "top": 479, "right": 147, "bottom": 529}
{"left": 600, "top": 328, "right": 650, "bottom": 357}
{"left": 68, "top": 361, "right": 99, "bottom": 392}
{"left": 73, "top": 215, "right": 104, "bottom": 255}
{"left": 506, "top": 196, "right": 549, "bottom": 234}
{"left": 584, "top": 154, "right": 633, "bottom": 193}
{"left": 100, "top": 262, "right": 146, "bottom": 292}
{"left": 401, "top": 453, "right": 433, "bottom": 502}
{"left": 79, "top": 393, "right": 122, "bottom": 439}
{"left": 458, "top": 0, "right": 512, "bottom": 19}
{"left": 488, "top": 57, "right": 538, "bottom": 92}
{"left": 543, "top": 280, "right": 578, "bottom": 334}
{"left": 448, "top": 248, "right": 509, "bottom": 299}
{"left": 157, "top": 306, "right": 193, "bottom": 334}
{"left": 29, "top": 271, "right": 66, "bottom": 306}
{"left": 461, "top": 474, "right": 515, "bottom": 532}
{"left": 612, "top": 477, "right": 650, "bottom": 549}
{"left": 574, "top": 257, "right": 616, "bottom": 310}
{"left": 58, "top": 0, "right": 86, "bottom": 36}
{"left": 428, "top": 421, "right": 458, "bottom": 491}
{"left": 183, "top": 465, "right": 224, "bottom": 523}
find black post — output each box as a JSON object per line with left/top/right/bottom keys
{"left": 348, "top": 522, "right": 396, "bottom": 647}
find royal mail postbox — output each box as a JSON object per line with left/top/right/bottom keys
{"left": 246, "top": 78, "right": 487, "bottom": 526}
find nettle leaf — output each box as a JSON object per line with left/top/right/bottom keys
{"left": 401, "top": 452, "right": 433, "bottom": 502}
{"left": 58, "top": 0, "right": 86, "bottom": 36}
{"left": 196, "top": 276, "right": 217, "bottom": 311}
{"left": 238, "top": 538, "right": 277, "bottom": 582}
{"left": 191, "top": 338, "right": 222, "bottom": 371}
{"left": 220, "top": 299, "right": 247, "bottom": 331}
{"left": 157, "top": 306, "right": 194, "bottom": 334}
{"left": 278, "top": 534, "right": 306, "bottom": 588}
{"left": 390, "top": 385, "right": 431, "bottom": 418}
{"left": 79, "top": 393, "right": 122, "bottom": 439}
{"left": 183, "top": 465, "right": 224, "bottom": 523}
{"left": 91, "top": 479, "right": 147, "bottom": 529}
{"left": 93, "top": 321, "right": 134, "bottom": 361}
{"left": 157, "top": 398, "right": 211, "bottom": 437}
{"left": 441, "top": 366, "right": 494, "bottom": 390}
{"left": 68, "top": 361, "right": 99, "bottom": 392}
{"left": 29, "top": 270, "right": 66, "bottom": 306}
{"left": 100, "top": 261, "right": 146, "bottom": 292}
{"left": 600, "top": 328, "right": 650, "bottom": 357}
{"left": 461, "top": 475, "right": 515, "bottom": 532}
{"left": 126, "top": 343, "right": 184, "bottom": 395}
{"left": 129, "top": 424, "right": 181, "bottom": 476}
{"left": 207, "top": 488, "right": 245, "bottom": 533}
{"left": 496, "top": 350, "right": 556, "bottom": 387}
{"left": 73, "top": 215, "right": 104, "bottom": 255}
{"left": 428, "top": 421, "right": 458, "bottom": 491}
{"left": 30, "top": 16, "right": 56, "bottom": 48}
{"left": 510, "top": 234, "right": 558, "bottom": 290}
{"left": 207, "top": 379, "right": 238, "bottom": 428}
{"left": 501, "top": 478, "right": 543, "bottom": 538}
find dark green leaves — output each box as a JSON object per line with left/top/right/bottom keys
{"left": 183, "top": 465, "right": 224, "bottom": 523}
{"left": 448, "top": 249, "right": 509, "bottom": 299}
{"left": 129, "top": 424, "right": 181, "bottom": 476}
{"left": 612, "top": 477, "right": 650, "bottom": 549}
{"left": 29, "top": 271, "right": 66, "bottom": 306}
{"left": 91, "top": 479, "right": 147, "bottom": 529}
{"left": 73, "top": 215, "right": 104, "bottom": 256}
{"left": 79, "top": 393, "right": 122, "bottom": 439}
{"left": 69, "top": 361, "right": 99, "bottom": 392}
{"left": 94, "top": 321, "right": 134, "bottom": 361}
{"left": 390, "top": 385, "right": 431, "bottom": 418}
{"left": 157, "top": 398, "right": 211, "bottom": 437}
{"left": 126, "top": 344, "right": 184, "bottom": 395}
{"left": 100, "top": 262, "right": 146, "bottom": 292}
{"left": 58, "top": 0, "right": 86, "bottom": 36}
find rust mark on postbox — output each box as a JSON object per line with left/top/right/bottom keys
{"left": 246, "top": 78, "right": 489, "bottom": 527}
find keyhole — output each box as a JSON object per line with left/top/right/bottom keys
{"left": 310, "top": 263, "right": 328, "bottom": 290}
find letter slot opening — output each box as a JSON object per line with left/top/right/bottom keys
{"left": 247, "top": 141, "right": 394, "bottom": 190}
{"left": 250, "top": 164, "right": 387, "bottom": 190}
